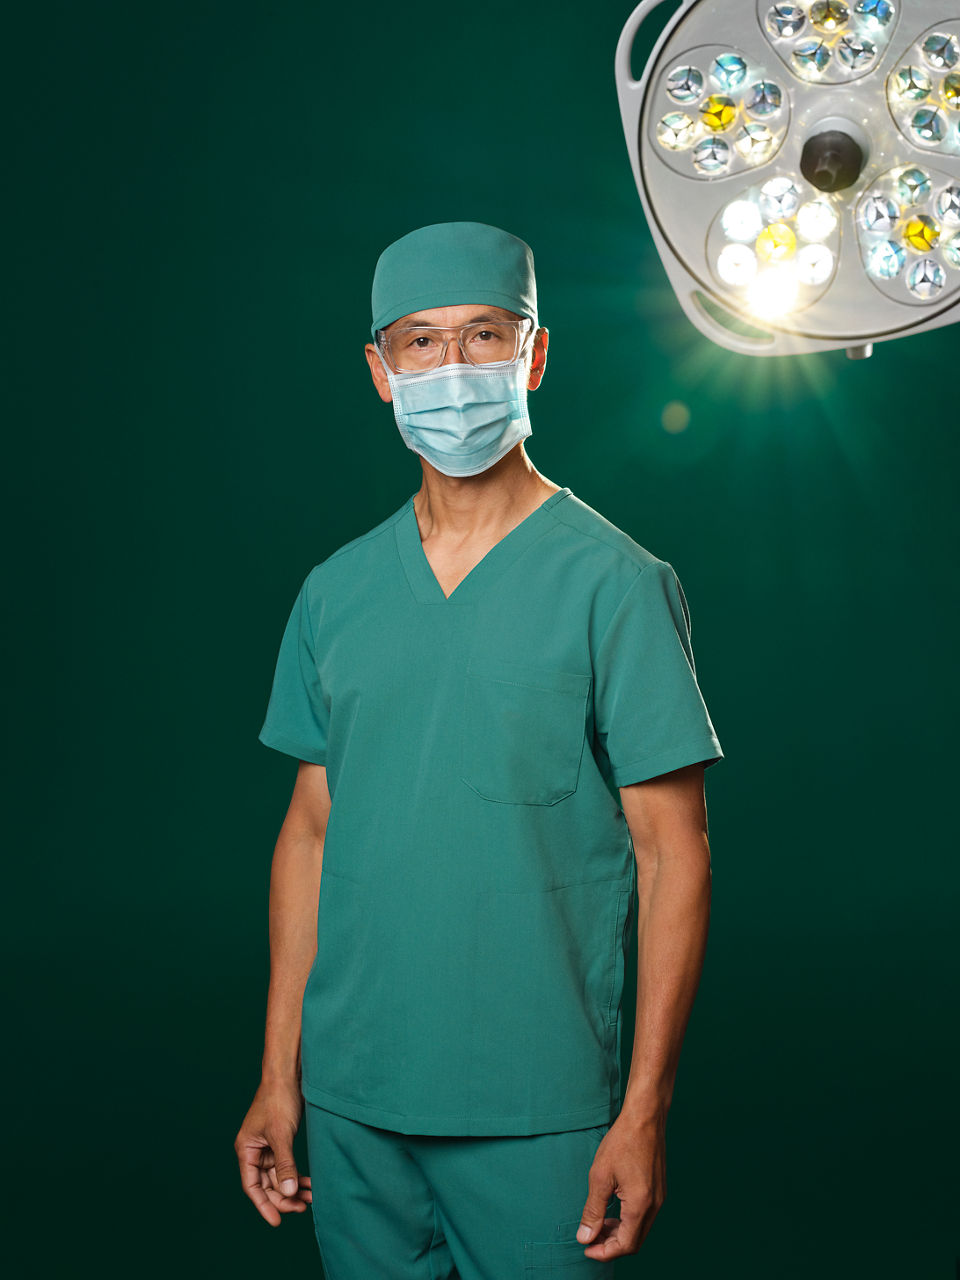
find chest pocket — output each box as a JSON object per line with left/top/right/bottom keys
{"left": 459, "top": 658, "right": 592, "bottom": 806}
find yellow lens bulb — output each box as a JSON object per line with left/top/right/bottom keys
{"left": 904, "top": 215, "right": 940, "bottom": 252}
{"left": 756, "top": 222, "right": 797, "bottom": 262}
{"left": 700, "top": 95, "right": 737, "bottom": 131}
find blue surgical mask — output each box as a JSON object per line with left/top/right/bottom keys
{"left": 378, "top": 354, "right": 533, "bottom": 478}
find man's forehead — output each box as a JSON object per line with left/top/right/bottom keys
{"left": 386, "top": 303, "right": 521, "bottom": 330}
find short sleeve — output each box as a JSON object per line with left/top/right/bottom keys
{"left": 257, "top": 570, "right": 329, "bottom": 765}
{"left": 593, "top": 561, "right": 723, "bottom": 788}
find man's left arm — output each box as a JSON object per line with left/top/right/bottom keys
{"left": 576, "top": 760, "right": 712, "bottom": 1260}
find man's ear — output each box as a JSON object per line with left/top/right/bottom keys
{"left": 364, "top": 343, "right": 393, "bottom": 403}
{"left": 527, "top": 328, "right": 549, "bottom": 391}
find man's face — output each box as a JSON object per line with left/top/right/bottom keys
{"left": 364, "top": 303, "right": 549, "bottom": 404}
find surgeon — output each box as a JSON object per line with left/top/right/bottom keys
{"left": 234, "top": 221, "right": 724, "bottom": 1277}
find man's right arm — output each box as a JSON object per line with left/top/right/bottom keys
{"left": 234, "top": 760, "right": 331, "bottom": 1226}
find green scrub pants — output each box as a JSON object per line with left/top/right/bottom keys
{"left": 304, "top": 1102, "right": 619, "bottom": 1278}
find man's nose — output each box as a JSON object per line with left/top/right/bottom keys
{"left": 441, "top": 333, "right": 466, "bottom": 365}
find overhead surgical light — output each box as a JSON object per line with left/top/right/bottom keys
{"left": 616, "top": 0, "right": 960, "bottom": 356}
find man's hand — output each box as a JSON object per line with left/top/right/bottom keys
{"left": 575, "top": 1110, "right": 666, "bottom": 1259}
{"left": 234, "top": 1080, "right": 313, "bottom": 1226}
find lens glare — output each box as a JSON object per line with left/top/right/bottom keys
{"left": 747, "top": 265, "right": 799, "bottom": 317}
{"left": 907, "top": 258, "right": 945, "bottom": 297}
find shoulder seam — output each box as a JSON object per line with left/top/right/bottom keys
{"left": 314, "top": 502, "right": 410, "bottom": 570}
{"left": 546, "top": 500, "right": 665, "bottom": 572}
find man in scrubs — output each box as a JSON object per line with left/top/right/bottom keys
{"left": 234, "top": 222, "right": 724, "bottom": 1277}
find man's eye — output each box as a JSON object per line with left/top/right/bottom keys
{"left": 471, "top": 329, "right": 500, "bottom": 343}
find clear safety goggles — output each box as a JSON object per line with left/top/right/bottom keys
{"left": 376, "top": 317, "right": 534, "bottom": 373}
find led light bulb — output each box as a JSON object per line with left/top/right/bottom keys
{"left": 735, "top": 122, "right": 775, "bottom": 161}
{"left": 712, "top": 53, "right": 748, "bottom": 91}
{"left": 907, "top": 257, "right": 946, "bottom": 296}
{"left": 793, "top": 39, "right": 831, "bottom": 75}
{"left": 797, "top": 200, "right": 839, "bottom": 240}
{"left": 756, "top": 221, "right": 797, "bottom": 262}
{"left": 893, "top": 65, "right": 932, "bottom": 100}
{"left": 911, "top": 107, "right": 946, "bottom": 143}
{"left": 936, "top": 185, "right": 960, "bottom": 225}
{"left": 867, "top": 240, "right": 906, "bottom": 277}
{"left": 766, "top": 4, "right": 806, "bottom": 38}
{"left": 898, "top": 167, "right": 932, "bottom": 204}
{"left": 700, "top": 94, "right": 737, "bottom": 130}
{"left": 854, "top": 0, "right": 893, "bottom": 31}
{"left": 657, "top": 112, "right": 697, "bottom": 149}
{"left": 810, "top": 1, "right": 849, "bottom": 33}
{"left": 717, "top": 243, "right": 758, "bottom": 284}
{"left": 944, "top": 74, "right": 960, "bottom": 109}
{"left": 921, "top": 33, "right": 959, "bottom": 71}
{"left": 797, "top": 243, "right": 835, "bottom": 284}
{"left": 903, "top": 214, "right": 940, "bottom": 251}
{"left": 838, "top": 35, "right": 877, "bottom": 68}
{"left": 942, "top": 234, "right": 960, "bottom": 267}
{"left": 666, "top": 65, "right": 704, "bottom": 101}
{"left": 692, "top": 137, "right": 730, "bottom": 172}
{"left": 721, "top": 199, "right": 763, "bottom": 241}
{"left": 760, "top": 176, "right": 801, "bottom": 220}
{"left": 745, "top": 81, "right": 782, "bottom": 116}
{"left": 859, "top": 194, "right": 900, "bottom": 232}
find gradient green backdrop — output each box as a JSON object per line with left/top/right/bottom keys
{"left": 11, "top": 1, "right": 957, "bottom": 1276}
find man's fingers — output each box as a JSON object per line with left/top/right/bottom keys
{"left": 238, "top": 1147, "right": 282, "bottom": 1226}
{"left": 576, "top": 1179, "right": 616, "bottom": 1243}
{"left": 265, "top": 1134, "right": 300, "bottom": 1197}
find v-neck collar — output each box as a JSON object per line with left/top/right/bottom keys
{"left": 395, "top": 487, "right": 572, "bottom": 606}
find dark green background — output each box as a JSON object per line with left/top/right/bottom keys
{"left": 11, "top": 1, "right": 957, "bottom": 1276}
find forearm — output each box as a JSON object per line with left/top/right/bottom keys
{"left": 619, "top": 831, "right": 711, "bottom": 1122}
{"left": 261, "top": 827, "right": 324, "bottom": 1086}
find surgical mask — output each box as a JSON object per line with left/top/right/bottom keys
{"left": 378, "top": 354, "right": 533, "bottom": 478}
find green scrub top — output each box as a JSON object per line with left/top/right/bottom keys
{"left": 258, "top": 486, "right": 723, "bottom": 1136}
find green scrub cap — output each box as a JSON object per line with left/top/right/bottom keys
{"left": 371, "top": 221, "right": 538, "bottom": 336}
